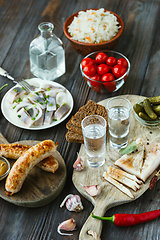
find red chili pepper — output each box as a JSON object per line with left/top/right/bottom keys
{"left": 91, "top": 209, "right": 160, "bottom": 227}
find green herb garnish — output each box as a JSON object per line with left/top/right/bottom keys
{"left": 56, "top": 104, "right": 60, "bottom": 108}
{"left": 17, "top": 115, "right": 21, "bottom": 118}
{"left": 120, "top": 141, "right": 137, "bottom": 155}
{"left": 14, "top": 89, "right": 17, "bottom": 92}
{"left": 17, "top": 98, "right": 22, "bottom": 102}
{"left": 0, "top": 84, "right": 8, "bottom": 91}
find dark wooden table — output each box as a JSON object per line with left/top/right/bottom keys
{"left": 0, "top": 0, "right": 160, "bottom": 239}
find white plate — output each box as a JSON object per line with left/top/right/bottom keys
{"left": 1, "top": 78, "right": 74, "bottom": 130}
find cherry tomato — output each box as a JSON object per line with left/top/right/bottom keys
{"left": 101, "top": 73, "right": 115, "bottom": 82}
{"left": 83, "top": 64, "right": 96, "bottom": 77}
{"left": 90, "top": 73, "right": 102, "bottom": 90}
{"left": 95, "top": 52, "right": 108, "bottom": 64}
{"left": 97, "top": 64, "right": 109, "bottom": 75}
{"left": 108, "top": 65, "right": 113, "bottom": 73}
{"left": 106, "top": 56, "right": 117, "bottom": 66}
{"left": 117, "top": 58, "right": 128, "bottom": 68}
{"left": 112, "top": 64, "right": 127, "bottom": 79}
{"left": 101, "top": 73, "right": 117, "bottom": 92}
{"left": 81, "top": 58, "right": 96, "bottom": 69}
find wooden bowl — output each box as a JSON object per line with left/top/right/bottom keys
{"left": 63, "top": 9, "right": 124, "bottom": 56}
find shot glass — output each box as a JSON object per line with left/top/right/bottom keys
{"left": 81, "top": 115, "right": 107, "bottom": 167}
{"left": 107, "top": 97, "right": 131, "bottom": 149}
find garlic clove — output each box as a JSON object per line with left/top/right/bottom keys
{"left": 83, "top": 184, "right": 101, "bottom": 196}
{"left": 73, "top": 156, "right": 84, "bottom": 171}
{"left": 57, "top": 218, "right": 76, "bottom": 236}
{"left": 60, "top": 194, "right": 83, "bottom": 212}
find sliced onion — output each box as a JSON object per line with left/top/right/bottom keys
{"left": 56, "top": 92, "right": 70, "bottom": 106}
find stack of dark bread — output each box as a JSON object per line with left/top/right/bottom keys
{"left": 66, "top": 100, "right": 108, "bottom": 143}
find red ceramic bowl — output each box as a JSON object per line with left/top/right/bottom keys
{"left": 80, "top": 50, "right": 130, "bottom": 93}
{"left": 63, "top": 9, "right": 124, "bottom": 56}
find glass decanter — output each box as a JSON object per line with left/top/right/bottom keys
{"left": 29, "top": 22, "right": 65, "bottom": 81}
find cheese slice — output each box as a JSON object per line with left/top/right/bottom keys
{"left": 115, "top": 139, "right": 160, "bottom": 182}
{"left": 103, "top": 172, "right": 134, "bottom": 199}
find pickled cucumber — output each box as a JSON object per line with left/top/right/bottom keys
{"left": 152, "top": 105, "right": 160, "bottom": 116}
{"left": 138, "top": 101, "right": 144, "bottom": 107}
{"left": 133, "top": 103, "right": 144, "bottom": 115}
{"left": 143, "top": 98, "right": 157, "bottom": 120}
{"left": 149, "top": 96, "right": 160, "bottom": 104}
{"left": 139, "top": 112, "right": 153, "bottom": 121}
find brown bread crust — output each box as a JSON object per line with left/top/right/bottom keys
{"left": 71, "top": 100, "right": 107, "bottom": 128}
{"left": 66, "top": 117, "right": 83, "bottom": 135}
{"left": 66, "top": 130, "right": 84, "bottom": 144}
{"left": 65, "top": 100, "right": 108, "bottom": 143}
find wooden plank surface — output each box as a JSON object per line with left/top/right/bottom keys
{"left": 0, "top": 0, "right": 160, "bottom": 239}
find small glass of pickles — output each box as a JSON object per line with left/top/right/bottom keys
{"left": 0, "top": 156, "right": 10, "bottom": 181}
{"left": 133, "top": 96, "right": 160, "bottom": 127}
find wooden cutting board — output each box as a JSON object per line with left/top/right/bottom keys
{"left": 72, "top": 95, "right": 160, "bottom": 240}
{"left": 0, "top": 135, "right": 66, "bottom": 208}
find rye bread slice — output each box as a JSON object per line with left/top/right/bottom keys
{"left": 66, "top": 130, "right": 84, "bottom": 144}
{"left": 71, "top": 100, "right": 108, "bottom": 128}
{"left": 66, "top": 117, "right": 82, "bottom": 135}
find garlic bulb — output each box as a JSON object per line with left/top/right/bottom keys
{"left": 73, "top": 156, "right": 84, "bottom": 171}
{"left": 60, "top": 194, "right": 83, "bottom": 212}
{"left": 57, "top": 218, "right": 76, "bottom": 236}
